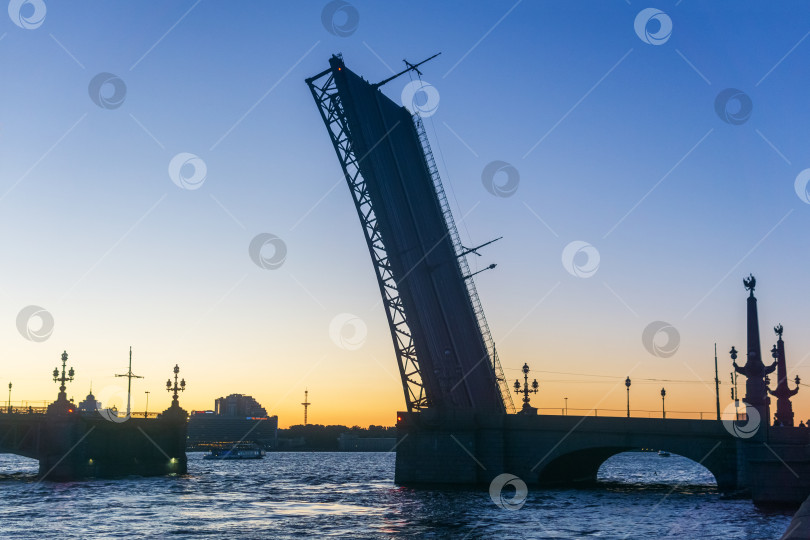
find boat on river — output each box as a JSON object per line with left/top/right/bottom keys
{"left": 203, "top": 445, "right": 266, "bottom": 460}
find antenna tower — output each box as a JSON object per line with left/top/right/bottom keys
{"left": 301, "top": 389, "right": 311, "bottom": 426}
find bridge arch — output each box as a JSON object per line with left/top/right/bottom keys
{"left": 597, "top": 450, "right": 717, "bottom": 485}
{"left": 516, "top": 418, "right": 739, "bottom": 492}
{"left": 534, "top": 440, "right": 736, "bottom": 492}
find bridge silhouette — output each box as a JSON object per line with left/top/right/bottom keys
{"left": 0, "top": 411, "right": 43, "bottom": 460}
{"left": 0, "top": 409, "right": 186, "bottom": 478}
{"left": 0, "top": 355, "right": 188, "bottom": 479}
{"left": 396, "top": 411, "right": 742, "bottom": 492}
{"left": 307, "top": 55, "right": 810, "bottom": 506}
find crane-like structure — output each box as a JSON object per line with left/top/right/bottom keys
{"left": 306, "top": 55, "right": 514, "bottom": 413}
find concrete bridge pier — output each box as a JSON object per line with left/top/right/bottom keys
{"left": 395, "top": 411, "right": 741, "bottom": 493}
{"left": 37, "top": 416, "right": 89, "bottom": 480}
{"left": 1, "top": 410, "right": 188, "bottom": 480}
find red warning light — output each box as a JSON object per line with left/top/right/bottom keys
{"left": 338, "top": 67, "right": 342, "bottom": 71}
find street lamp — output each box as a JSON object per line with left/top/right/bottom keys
{"left": 661, "top": 387, "right": 667, "bottom": 419}
{"left": 7, "top": 382, "right": 12, "bottom": 414}
{"left": 564, "top": 397, "right": 568, "bottom": 416}
{"left": 144, "top": 391, "right": 150, "bottom": 418}
{"left": 53, "top": 351, "right": 75, "bottom": 403}
{"left": 513, "top": 363, "right": 538, "bottom": 414}
{"left": 625, "top": 377, "right": 631, "bottom": 418}
{"left": 166, "top": 364, "right": 186, "bottom": 408}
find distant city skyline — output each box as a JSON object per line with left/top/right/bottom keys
{"left": 2, "top": 2, "right": 810, "bottom": 428}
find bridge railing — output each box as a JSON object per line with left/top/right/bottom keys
{"left": 0, "top": 404, "right": 48, "bottom": 415}
{"left": 129, "top": 412, "right": 161, "bottom": 419}
{"left": 537, "top": 407, "right": 748, "bottom": 421}
{"left": 81, "top": 411, "right": 162, "bottom": 419}
{"left": 0, "top": 407, "right": 161, "bottom": 418}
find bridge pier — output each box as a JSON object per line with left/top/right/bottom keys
{"left": 37, "top": 416, "right": 87, "bottom": 480}
{"left": 1, "top": 410, "right": 188, "bottom": 480}
{"left": 396, "top": 411, "right": 810, "bottom": 504}
{"left": 396, "top": 411, "right": 741, "bottom": 493}
{"left": 743, "top": 429, "right": 810, "bottom": 506}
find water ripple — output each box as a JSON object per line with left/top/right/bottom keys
{"left": 0, "top": 451, "right": 792, "bottom": 538}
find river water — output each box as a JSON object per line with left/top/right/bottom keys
{"left": 0, "top": 451, "right": 792, "bottom": 538}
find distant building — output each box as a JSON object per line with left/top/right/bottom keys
{"left": 77, "top": 388, "right": 100, "bottom": 414}
{"left": 214, "top": 394, "right": 267, "bottom": 417}
{"left": 187, "top": 394, "right": 277, "bottom": 450}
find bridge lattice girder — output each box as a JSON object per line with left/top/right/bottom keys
{"left": 306, "top": 64, "right": 427, "bottom": 412}
{"left": 306, "top": 56, "right": 513, "bottom": 413}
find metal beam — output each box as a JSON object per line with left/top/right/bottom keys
{"left": 306, "top": 63, "right": 428, "bottom": 412}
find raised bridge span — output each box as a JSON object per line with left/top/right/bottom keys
{"left": 306, "top": 55, "right": 810, "bottom": 506}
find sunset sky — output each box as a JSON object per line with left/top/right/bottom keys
{"left": 2, "top": 1, "right": 809, "bottom": 428}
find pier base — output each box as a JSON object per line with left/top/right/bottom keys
{"left": 37, "top": 413, "right": 187, "bottom": 480}
{"left": 395, "top": 410, "right": 810, "bottom": 506}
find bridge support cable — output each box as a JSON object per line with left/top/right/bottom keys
{"left": 413, "top": 116, "right": 516, "bottom": 414}
{"left": 306, "top": 67, "right": 428, "bottom": 412}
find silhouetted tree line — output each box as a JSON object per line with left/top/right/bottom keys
{"left": 279, "top": 424, "right": 396, "bottom": 450}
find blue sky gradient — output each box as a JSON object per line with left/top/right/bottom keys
{"left": 1, "top": 1, "right": 809, "bottom": 425}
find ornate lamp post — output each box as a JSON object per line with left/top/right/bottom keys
{"left": 730, "top": 352, "right": 740, "bottom": 420}
{"left": 514, "top": 363, "right": 539, "bottom": 414}
{"left": 625, "top": 377, "right": 631, "bottom": 417}
{"left": 661, "top": 387, "right": 667, "bottom": 419}
{"left": 166, "top": 365, "right": 185, "bottom": 407}
{"left": 53, "top": 351, "right": 75, "bottom": 403}
{"left": 764, "top": 373, "right": 774, "bottom": 425}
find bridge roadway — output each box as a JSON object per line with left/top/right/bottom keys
{"left": 0, "top": 412, "right": 44, "bottom": 460}
{"left": 395, "top": 410, "right": 810, "bottom": 505}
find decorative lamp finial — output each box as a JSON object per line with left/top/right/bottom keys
{"left": 743, "top": 274, "right": 756, "bottom": 296}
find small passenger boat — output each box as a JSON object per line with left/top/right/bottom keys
{"left": 203, "top": 445, "right": 266, "bottom": 460}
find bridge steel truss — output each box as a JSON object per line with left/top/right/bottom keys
{"left": 307, "top": 65, "right": 428, "bottom": 412}
{"left": 306, "top": 58, "right": 514, "bottom": 414}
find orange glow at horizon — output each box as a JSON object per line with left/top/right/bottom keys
{"left": 11, "top": 336, "right": 809, "bottom": 430}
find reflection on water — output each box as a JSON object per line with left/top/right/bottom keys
{"left": 0, "top": 451, "right": 792, "bottom": 538}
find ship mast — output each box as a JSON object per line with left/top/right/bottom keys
{"left": 115, "top": 347, "right": 143, "bottom": 417}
